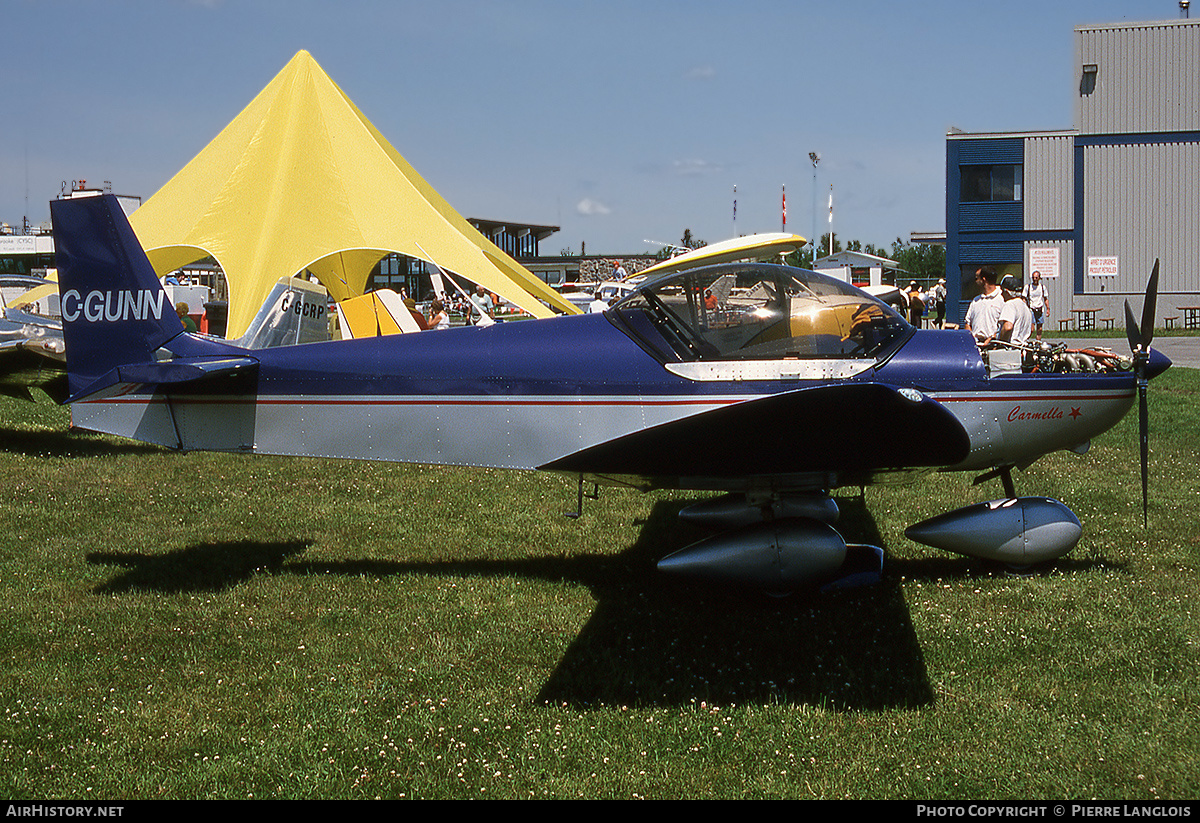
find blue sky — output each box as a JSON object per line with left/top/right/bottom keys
{"left": 0, "top": 0, "right": 1183, "bottom": 254}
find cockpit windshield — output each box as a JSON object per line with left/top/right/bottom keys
{"left": 612, "top": 263, "right": 910, "bottom": 362}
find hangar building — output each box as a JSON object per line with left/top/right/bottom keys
{"left": 946, "top": 16, "right": 1199, "bottom": 330}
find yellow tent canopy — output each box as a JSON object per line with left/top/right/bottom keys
{"left": 129, "top": 50, "right": 579, "bottom": 338}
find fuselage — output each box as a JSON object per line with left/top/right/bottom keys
{"left": 49, "top": 194, "right": 1171, "bottom": 582}
{"left": 70, "top": 308, "right": 1146, "bottom": 492}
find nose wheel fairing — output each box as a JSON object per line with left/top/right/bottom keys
{"left": 905, "top": 497, "right": 1082, "bottom": 565}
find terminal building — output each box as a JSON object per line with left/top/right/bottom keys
{"left": 368, "top": 217, "right": 561, "bottom": 298}
{"left": 946, "top": 15, "right": 1200, "bottom": 330}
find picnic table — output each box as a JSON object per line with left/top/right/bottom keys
{"left": 1071, "top": 308, "right": 1100, "bottom": 330}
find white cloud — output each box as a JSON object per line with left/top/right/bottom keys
{"left": 685, "top": 66, "right": 716, "bottom": 81}
{"left": 576, "top": 197, "right": 611, "bottom": 216}
{"left": 672, "top": 158, "right": 722, "bottom": 176}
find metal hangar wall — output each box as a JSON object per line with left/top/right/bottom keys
{"left": 946, "top": 16, "right": 1200, "bottom": 329}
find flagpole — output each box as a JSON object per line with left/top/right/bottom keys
{"left": 732, "top": 184, "right": 737, "bottom": 238}
{"left": 781, "top": 185, "right": 786, "bottom": 233}
{"left": 828, "top": 184, "right": 834, "bottom": 255}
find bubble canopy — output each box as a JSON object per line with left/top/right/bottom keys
{"left": 612, "top": 263, "right": 912, "bottom": 363}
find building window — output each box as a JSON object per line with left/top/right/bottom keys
{"left": 368, "top": 253, "right": 427, "bottom": 296}
{"left": 961, "top": 164, "right": 1022, "bottom": 202}
{"left": 958, "top": 263, "right": 1023, "bottom": 302}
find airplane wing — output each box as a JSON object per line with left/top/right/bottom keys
{"left": 0, "top": 308, "right": 67, "bottom": 401}
{"left": 539, "top": 382, "right": 970, "bottom": 488}
{"left": 637, "top": 234, "right": 809, "bottom": 279}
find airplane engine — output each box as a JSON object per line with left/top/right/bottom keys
{"left": 657, "top": 517, "right": 847, "bottom": 589}
{"left": 904, "top": 497, "right": 1082, "bottom": 565}
{"left": 1025, "top": 340, "right": 1132, "bottom": 374}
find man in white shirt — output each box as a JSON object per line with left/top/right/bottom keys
{"left": 1022, "top": 270, "right": 1049, "bottom": 341}
{"left": 933, "top": 278, "right": 947, "bottom": 328}
{"left": 964, "top": 267, "right": 1004, "bottom": 344}
{"left": 996, "top": 275, "right": 1034, "bottom": 346}
{"left": 470, "top": 285, "right": 494, "bottom": 323}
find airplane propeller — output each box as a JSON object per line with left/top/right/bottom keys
{"left": 1123, "top": 260, "right": 1159, "bottom": 526}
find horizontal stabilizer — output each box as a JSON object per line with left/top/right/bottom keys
{"left": 66, "top": 356, "right": 258, "bottom": 403}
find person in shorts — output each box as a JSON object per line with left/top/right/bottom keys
{"left": 1022, "top": 270, "right": 1049, "bottom": 342}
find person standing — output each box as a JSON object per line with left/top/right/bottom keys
{"left": 470, "top": 285, "right": 494, "bottom": 323}
{"left": 964, "top": 267, "right": 1004, "bottom": 344}
{"left": 1022, "top": 270, "right": 1049, "bottom": 341}
{"left": 933, "top": 278, "right": 947, "bottom": 328}
{"left": 906, "top": 281, "right": 924, "bottom": 327}
{"left": 995, "top": 275, "right": 1034, "bottom": 346}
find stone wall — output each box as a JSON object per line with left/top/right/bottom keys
{"left": 578, "top": 256, "right": 659, "bottom": 282}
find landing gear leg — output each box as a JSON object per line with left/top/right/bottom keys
{"left": 564, "top": 475, "right": 599, "bottom": 519}
{"left": 973, "top": 465, "right": 1016, "bottom": 499}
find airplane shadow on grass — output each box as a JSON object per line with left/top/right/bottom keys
{"left": 88, "top": 540, "right": 313, "bottom": 594}
{"left": 0, "top": 425, "right": 164, "bottom": 459}
{"left": 83, "top": 494, "right": 1112, "bottom": 712}
{"left": 531, "top": 494, "right": 936, "bottom": 711}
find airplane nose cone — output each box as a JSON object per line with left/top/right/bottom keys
{"left": 1147, "top": 348, "right": 1171, "bottom": 380}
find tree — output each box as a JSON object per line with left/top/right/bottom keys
{"left": 890, "top": 238, "right": 946, "bottom": 284}
{"left": 784, "top": 233, "right": 842, "bottom": 269}
{"left": 781, "top": 234, "right": 944, "bottom": 281}
{"left": 680, "top": 228, "right": 706, "bottom": 250}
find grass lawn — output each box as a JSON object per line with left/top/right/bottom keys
{"left": 1048, "top": 327, "right": 1200, "bottom": 340}
{"left": 0, "top": 370, "right": 1196, "bottom": 799}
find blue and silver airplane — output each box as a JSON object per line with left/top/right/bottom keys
{"left": 50, "top": 194, "right": 1170, "bottom": 590}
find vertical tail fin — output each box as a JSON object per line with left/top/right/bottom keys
{"left": 50, "top": 194, "right": 184, "bottom": 398}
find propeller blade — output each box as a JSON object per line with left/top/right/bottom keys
{"left": 1128, "top": 259, "right": 1159, "bottom": 527}
{"left": 1124, "top": 299, "right": 1141, "bottom": 353}
{"left": 1141, "top": 259, "right": 1159, "bottom": 350}
{"left": 1139, "top": 382, "right": 1149, "bottom": 527}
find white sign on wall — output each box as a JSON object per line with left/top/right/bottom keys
{"left": 1087, "top": 256, "right": 1119, "bottom": 277}
{"left": 0, "top": 235, "right": 54, "bottom": 254}
{"left": 1028, "top": 247, "right": 1060, "bottom": 279}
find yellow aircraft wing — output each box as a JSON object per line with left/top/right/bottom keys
{"left": 639, "top": 233, "right": 808, "bottom": 279}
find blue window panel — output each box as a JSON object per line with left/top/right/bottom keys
{"left": 956, "top": 138, "right": 1023, "bottom": 164}
{"left": 959, "top": 201, "right": 1023, "bottom": 233}
{"left": 957, "top": 242, "right": 1024, "bottom": 264}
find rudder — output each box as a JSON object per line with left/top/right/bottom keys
{"left": 50, "top": 194, "right": 184, "bottom": 398}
